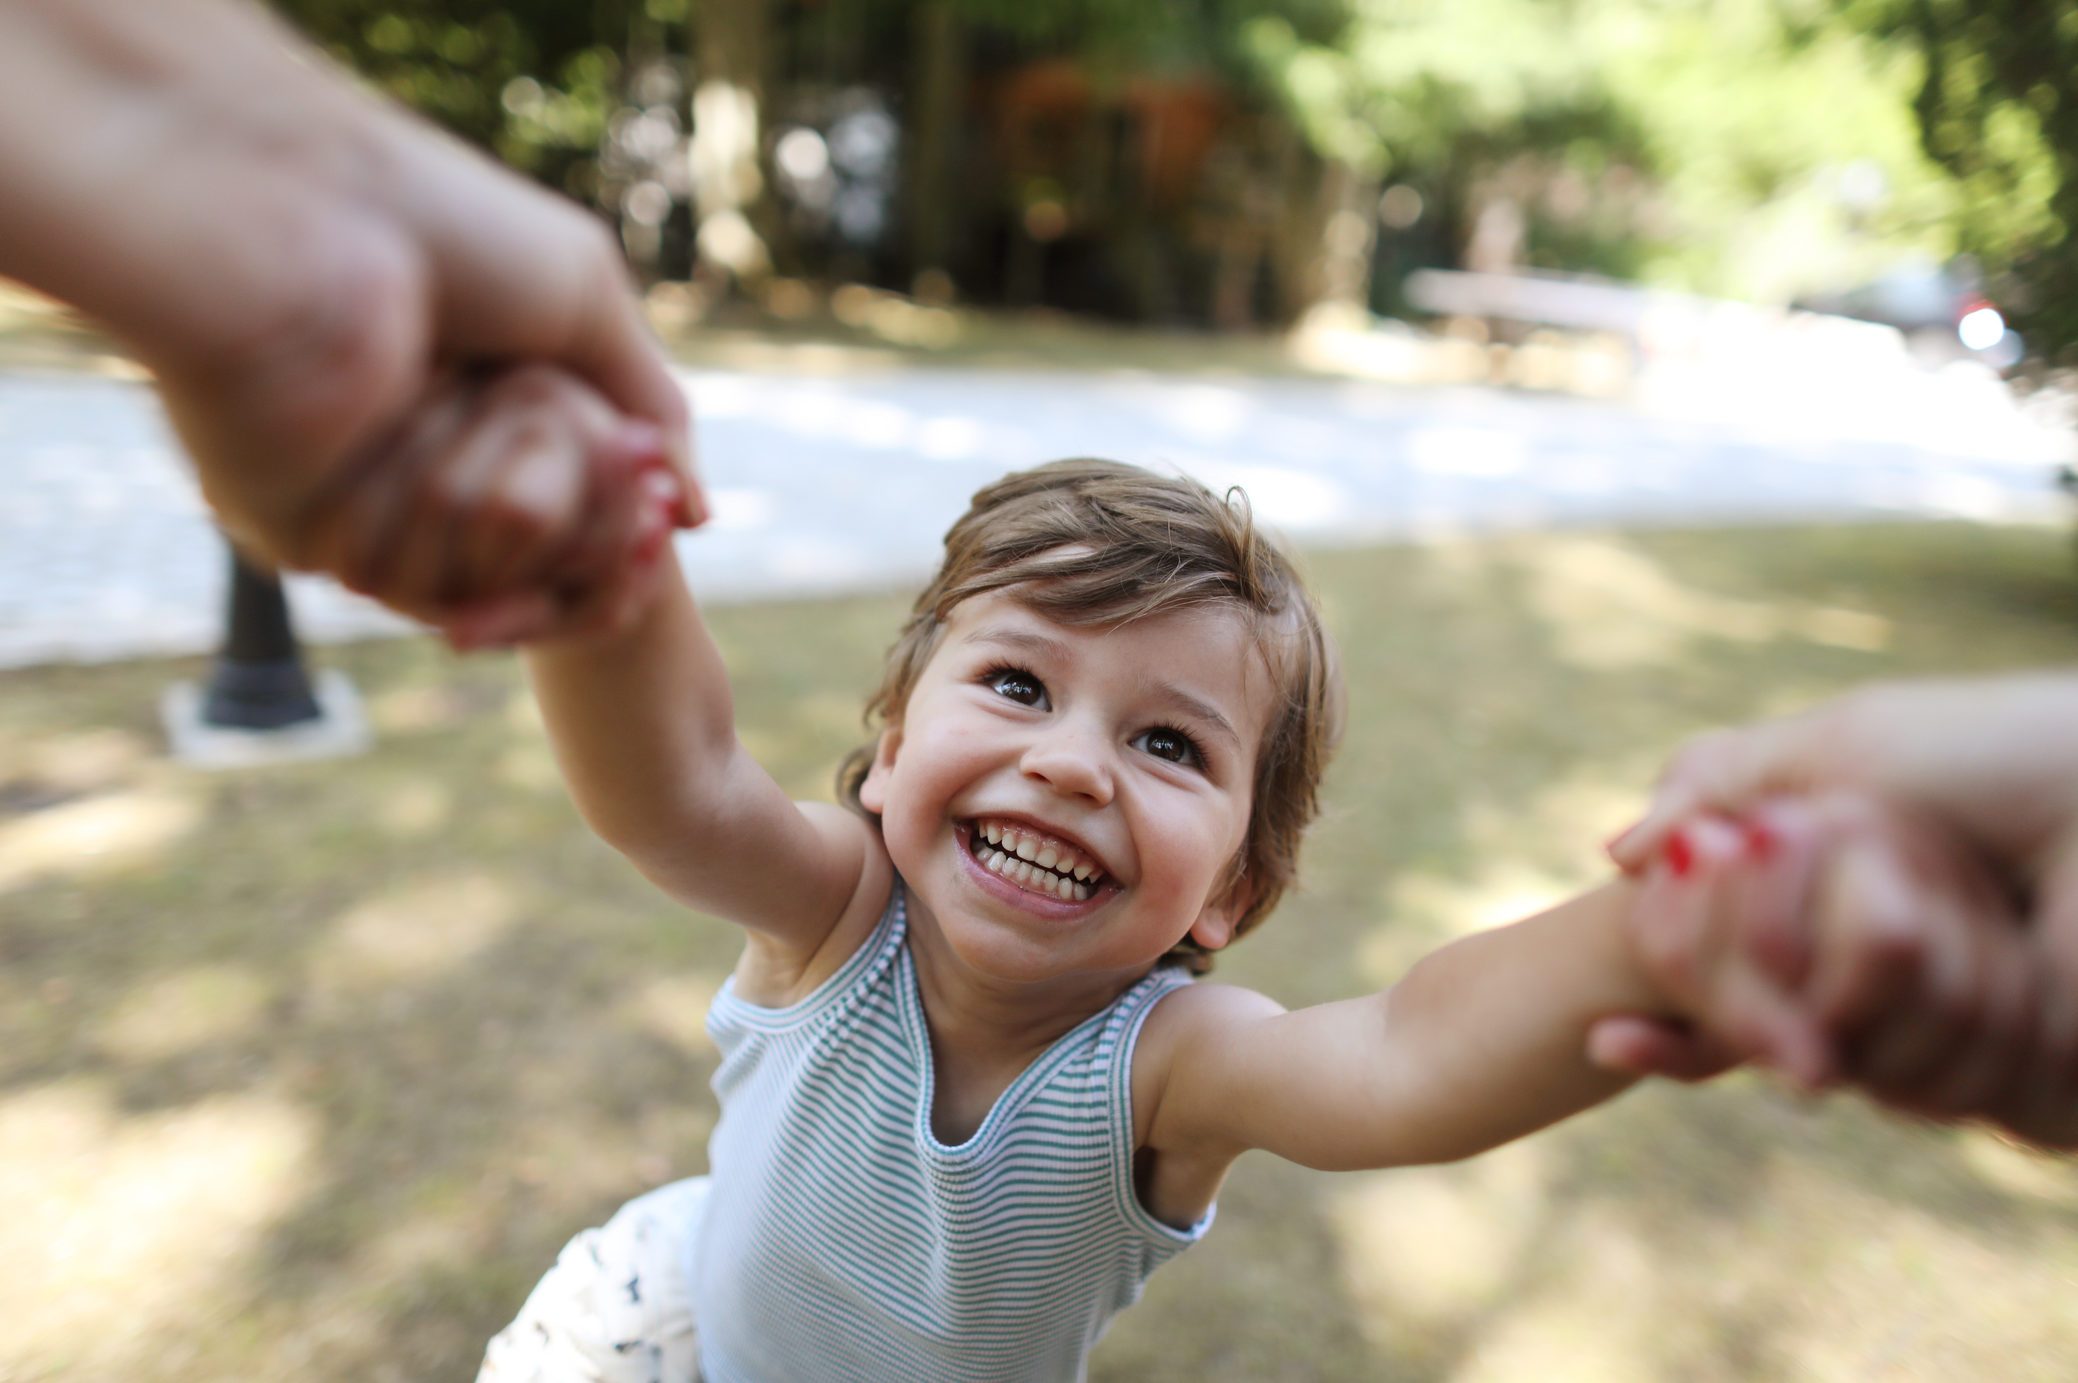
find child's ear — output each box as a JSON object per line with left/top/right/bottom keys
{"left": 1188, "top": 879, "right": 1254, "bottom": 953}
{"left": 858, "top": 727, "right": 903, "bottom": 813}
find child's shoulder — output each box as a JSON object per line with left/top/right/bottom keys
{"left": 1131, "top": 980, "right": 1285, "bottom": 1146}
{"left": 1128, "top": 981, "right": 1285, "bottom": 1224}
{"left": 729, "top": 805, "right": 895, "bottom": 1007}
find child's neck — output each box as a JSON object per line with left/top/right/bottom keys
{"left": 905, "top": 898, "right": 1153, "bottom": 1143}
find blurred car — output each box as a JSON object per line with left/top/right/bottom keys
{"left": 1793, "top": 261, "right": 2024, "bottom": 370}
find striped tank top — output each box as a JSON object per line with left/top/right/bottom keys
{"left": 692, "top": 882, "right": 1210, "bottom": 1382}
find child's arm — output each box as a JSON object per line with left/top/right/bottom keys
{"left": 318, "top": 361, "right": 879, "bottom": 956}
{"left": 1141, "top": 804, "right": 1912, "bottom": 1174}
{"left": 524, "top": 554, "right": 880, "bottom": 950}
{"left": 1142, "top": 880, "right": 1672, "bottom": 1172}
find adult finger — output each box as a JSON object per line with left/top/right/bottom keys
{"left": 1607, "top": 714, "right": 1834, "bottom": 874}
{"left": 1908, "top": 922, "right": 2038, "bottom": 1119}
{"left": 1807, "top": 836, "right": 1979, "bottom": 1099}
{"left": 1726, "top": 797, "right": 1830, "bottom": 992}
{"left": 310, "top": 377, "right": 478, "bottom": 606}
{"left": 1585, "top": 1016, "right": 1742, "bottom": 1082}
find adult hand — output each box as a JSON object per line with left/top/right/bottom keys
{"left": 0, "top": 0, "right": 705, "bottom": 639}
{"left": 1592, "top": 673, "right": 2078, "bottom": 1146}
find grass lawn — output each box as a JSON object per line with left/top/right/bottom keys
{"left": 4, "top": 520, "right": 2078, "bottom": 1381}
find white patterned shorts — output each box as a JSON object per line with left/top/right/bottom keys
{"left": 477, "top": 1177, "right": 708, "bottom": 1383}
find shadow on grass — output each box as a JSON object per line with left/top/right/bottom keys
{"left": 2, "top": 523, "right": 2076, "bottom": 1381}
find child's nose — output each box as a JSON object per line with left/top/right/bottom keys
{"left": 1020, "top": 723, "right": 1115, "bottom": 805}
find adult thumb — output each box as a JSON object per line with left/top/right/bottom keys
{"left": 1586, "top": 1015, "right": 1742, "bottom": 1083}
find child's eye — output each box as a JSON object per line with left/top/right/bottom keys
{"left": 986, "top": 666, "right": 1048, "bottom": 708}
{"left": 1134, "top": 726, "right": 1204, "bottom": 769}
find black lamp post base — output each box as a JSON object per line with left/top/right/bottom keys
{"left": 162, "top": 668, "right": 369, "bottom": 768}
{"left": 201, "top": 657, "right": 325, "bottom": 730}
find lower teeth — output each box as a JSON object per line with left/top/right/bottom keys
{"left": 973, "top": 834, "right": 1093, "bottom": 900}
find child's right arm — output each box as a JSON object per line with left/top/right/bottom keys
{"left": 524, "top": 551, "right": 881, "bottom": 954}
{"left": 321, "top": 359, "right": 880, "bottom": 960}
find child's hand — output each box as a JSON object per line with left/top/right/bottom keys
{"left": 1595, "top": 795, "right": 2074, "bottom": 1142}
{"left": 299, "top": 364, "right": 686, "bottom": 649}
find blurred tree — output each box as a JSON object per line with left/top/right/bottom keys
{"left": 1242, "top": 0, "right": 1968, "bottom": 308}
{"left": 273, "top": 1, "right": 631, "bottom": 195}
{"left": 1857, "top": 0, "right": 2073, "bottom": 363}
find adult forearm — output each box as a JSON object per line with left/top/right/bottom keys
{"left": 0, "top": 0, "right": 379, "bottom": 349}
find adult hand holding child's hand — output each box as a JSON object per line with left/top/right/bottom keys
{"left": 1591, "top": 675, "right": 2078, "bottom": 1149}
{"left": 1, "top": 0, "right": 703, "bottom": 644}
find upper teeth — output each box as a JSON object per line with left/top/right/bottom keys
{"left": 975, "top": 820, "right": 1103, "bottom": 898}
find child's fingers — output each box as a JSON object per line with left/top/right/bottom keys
{"left": 465, "top": 424, "right": 589, "bottom": 594}
{"left": 455, "top": 368, "right": 628, "bottom": 597}
{"left": 1627, "top": 820, "right": 1731, "bottom": 1011}
{"left": 553, "top": 481, "right": 678, "bottom": 641}
{"left": 1632, "top": 815, "right": 1830, "bottom": 1080}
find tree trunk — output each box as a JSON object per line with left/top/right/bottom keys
{"left": 1314, "top": 158, "right": 1381, "bottom": 312}
{"left": 689, "top": 0, "right": 773, "bottom": 289}
{"left": 902, "top": 3, "right": 967, "bottom": 291}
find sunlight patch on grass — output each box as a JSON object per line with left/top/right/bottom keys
{"left": 0, "top": 784, "right": 202, "bottom": 891}
{"left": 495, "top": 739, "right": 564, "bottom": 792}
{"left": 95, "top": 963, "right": 273, "bottom": 1062}
{"left": 1511, "top": 537, "right": 1894, "bottom": 669}
{"left": 1330, "top": 1141, "right": 1548, "bottom": 1327}
{"left": 1759, "top": 1165, "right": 2078, "bottom": 1377}
{"left": 1451, "top": 1212, "right": 1666, "bottom": 1383}
{"left": 1370, "top": 866, "right": 1579, "bottom": 968}
{"left": 309, "top": 872, "right": 519, "bottom": 995}
{"left": 1364, "top": 766, "right": 1644, "bottom": 974}
{"left": 623, "top": 971, "right": 725, "bottom": 1057}
{"left": 0, "top": 1081, "right": 314, "bottom": 1380}
{"left": 371, "top": 678, "right": 513, "bottom": 734}
{"left": 2, "top": 726, "right": 153, "bottom": 791}
{"left": 1957, "top": 1133, "right": 2078, "bottom": 1209}
{"left": 377, "top": 780, "right": 453, "bottom": 835}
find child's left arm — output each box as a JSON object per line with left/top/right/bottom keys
{"left": 1142, "top": 880, "right": 1676, "bottom": 1172}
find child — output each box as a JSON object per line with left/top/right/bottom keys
{"left": 394, "top": 378, "right": 2021, "bottom": 1381}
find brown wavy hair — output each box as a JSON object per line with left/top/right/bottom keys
{"left": 836, "top": 458, "right": 1343, "bottom": 972}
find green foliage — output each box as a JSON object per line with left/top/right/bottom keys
{"left": 1244, "top": 0, "right": 1972, "bottom": 300}
{"left": 272, "top": 1, "right": 639, "bottom": 189}
{"left": 1856, "top": 0, "right": 2075, "bottom": 362}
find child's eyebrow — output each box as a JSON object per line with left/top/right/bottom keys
{"left": 961, "top": 626, "right": 1071, "bottom": 662}
{"left": 961, "top": 625, "right": 1243, "bottom": 753}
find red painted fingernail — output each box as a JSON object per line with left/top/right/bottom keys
{"left": 1665, "top": 829, "right": 1694, "bottom": 878}
{"left": 1743, "top": 819, "right": 1777, "bottom": 861}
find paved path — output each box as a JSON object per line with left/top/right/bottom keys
{"left": 1, "top": 361, "right": 2071, "bottom": 668}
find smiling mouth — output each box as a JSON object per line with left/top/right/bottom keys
{"left": 964, "top": 819, "right": 1109, "bottom": 903}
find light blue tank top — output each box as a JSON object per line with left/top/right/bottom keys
{"left": 693, "top": 882, "right": 1210, "bottom": 1382}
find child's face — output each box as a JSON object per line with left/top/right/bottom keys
{"left": 861, "top": 590, "right": 1273, "bottom": 987}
